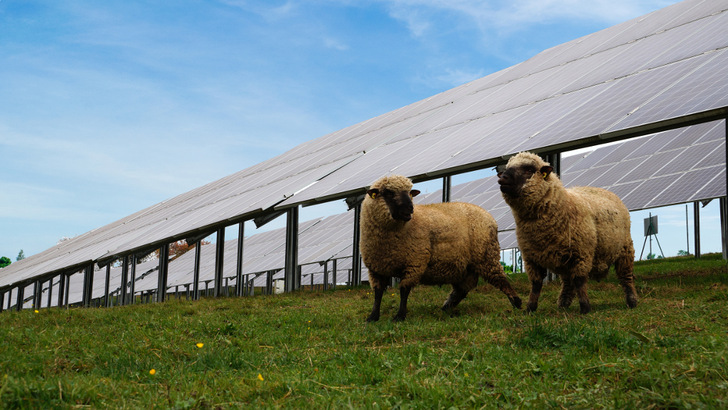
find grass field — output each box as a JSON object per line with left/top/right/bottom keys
{"left": 1, "top": 254, "right": 727, "bottom": 408}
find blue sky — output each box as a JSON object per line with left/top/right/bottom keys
{"left": 4, "top": 0, "right": 713, "bottom": 262}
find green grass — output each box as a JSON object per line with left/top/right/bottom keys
{"left": 1, "top": 254, "right": 727, "bottom": 409}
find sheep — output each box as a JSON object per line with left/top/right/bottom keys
{"left": 497, "top": 152, "right": 638, "bottom": 314}
{"left": 360, "top": 174, "right": 522, "bottom": 322}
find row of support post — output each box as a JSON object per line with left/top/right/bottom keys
{"left": 4, "top": 128, "right": 726, "bottom": 312}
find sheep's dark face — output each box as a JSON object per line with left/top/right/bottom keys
{"left": 367, "top": 188, "right": 421, "bottom": 222}
{"left": 497, "top": 162, "right": 552, "bottom": 198}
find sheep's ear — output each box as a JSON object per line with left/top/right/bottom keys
{"left": 367, "top": 189, "right": 380, "bottom": 199}
{"left": 410, "top": 190, "right": 421, "bottom": 198}
{"left": 540, "top": 165, "right": 553, "bottom": 179}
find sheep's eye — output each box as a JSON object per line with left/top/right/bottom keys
{"left": 524, "top": 166, "right": 537, "bottom": 174}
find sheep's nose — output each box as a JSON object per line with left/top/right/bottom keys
{"left": 497, "top": 169, "right": 512, "bottom": 184}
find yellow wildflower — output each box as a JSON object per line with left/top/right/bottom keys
{"left": 196, "top": 343, "right": 204, "bottom": 349}
{"left": 149, "top": 369, "right": 156, "bottom": 375}
{"left": 257, "top": 373, "right": 264, "bottom": 381}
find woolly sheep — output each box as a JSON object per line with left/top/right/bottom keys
{"left": 497, "top": 152, "right": 638, "bottom": 314}
{"left": 360, "top": 174, "right": 522, "bottom": 322}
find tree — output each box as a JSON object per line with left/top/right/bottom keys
{"left": 154, "top": 240, "right": 211, "bottom": 260}
{"left": 677, "top": 250, "right": 690, "bottom": 256}
{"left": 0, "top": 256, "right": 11, "bottom": 268}
{"left": 16, "top": 249, "right": 25, "bottom": 261}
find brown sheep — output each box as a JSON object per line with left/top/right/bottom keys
{"left": 497, "top": 152, "right": 638, "bottom": 314}
{"left": 360, "top": 174, "right": 522, "bottom": 322}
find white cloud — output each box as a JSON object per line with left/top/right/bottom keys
{"left": 382, "top": 0, "right": 680, "bottom": 38}
{"left": 324, "top": 37, "right": 350, "bottom": 51}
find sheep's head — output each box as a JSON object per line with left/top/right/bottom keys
{"left": 366, "top": 175, "right": 421, "bottom": 222}
{"left": 497, "top": 152, "right": 554, "bottom": 200}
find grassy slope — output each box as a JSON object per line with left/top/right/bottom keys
{"left": 1, "top": 254, "right": 727, "bottom": 409}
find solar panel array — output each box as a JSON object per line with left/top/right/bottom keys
{"left": 426, "top": 120, "right": 726, "bottom": 235}
{"left": 10, "top": 118, "right": 725, "bottom": 309}
{"left": 12, "top": 213, "right": 362, "bottom": 308}
{"left": 1, "top": 0, "right": 727, "bottom": 298}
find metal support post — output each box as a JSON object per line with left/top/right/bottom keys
{"left": 57, "top": 273, "right": 66, "bottom": 308}
{"left": 323, "top": 261, "right": 329, "bottom": 291}
{"left": 16, "top": 285, "right": 24, "bottom": 311}
{"left": 352, "top": 203, "right": 362, "bottom": 286}
{"left": 214, "top": 227, "right": 225, "bottom": 297}
{"left": 104, "top": 264, "right": 111, "bottom": 307}
{"left": 724, "top": 119, "right": 728, "bottom": 259}
{"left": 64, "top": 273, "right": 70, "bottom": 308}
{"left": 46, "top": 278, "right": 53, "bottom": 308}
{"left": 82, "top": 264, "right": 94, "bottom": 308}
{"left": 332, "top": 258, "right": 338, "bottom": 289}
{"left": 193, "top": 240, "right": 201, "bottom": 300}
{"left": 442, "top": 175, "right": 451, "bottom": 203}
{"left": 33, "top": 280, "right": 42, "bottom": 310}
{"left": 284, "top": 207, "right": 300, "bottom": 292}
{"left": 720, "top": 196, "right": 727, "bottom": 260}
{"left": 129, "top": 254, "right": 137, "bottom": 305}
{"left": 546, "top": 152, "right": 561, "bottom": 176}
{"left": 157, "top": 243, "right": 169, "bottom": 302}
{"left": 120, "top": 256, "right": 129, "bottom": 306}
{"left": 266, "top": 270, "right": 273, "bottom": 295}
{"left": 694, "top": 201, "right": 701, "bottom": 258}
{"left": 236, "top": 222, "right": 245, "bottom": 297}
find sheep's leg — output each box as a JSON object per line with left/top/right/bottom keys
{"left": 615, "top": 245, "right": 638, "bottom": 309}
{"left": 393, "top": 285, "right": 412, "bottom": 322}
{"left": 525, "top": 262, "right": 547, "bottom": 313}
{"left": 442, "top": 283, "right": 470, "bottom": 312}
{"left": 366, "top": 279, "right": 386, "bottom": 322}
{"left": 481, "top": 246, "right": 522, "bottom": 309}
{"left": 557, "top": 275, "right": 576, "bottom": 309}
{"left": 573, "top": 275, "right": 591, "bottom": 314}
{"left": 484, "top": 272, "right": 522, "bottom": 309}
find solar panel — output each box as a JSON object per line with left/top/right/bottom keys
{"left": 582, "top": 163, "right": 625, "bottom": 188}
{"left": 623, "top": 174, "right": 683, "bottom": 210}
{"left": 619, "top": 136, "right": 661, "bottom": 161}
{"left": 695, "top": 121, "right": 725, "bottom": 144}
{"left": 696, "top": 140, "right": 726, "bottom": 169}
{"left": 646, "top": 165, "right": 725, "bottom": 208}
{"left": 498, "top": 230, "right": 519, "bottom": 251}
{"left": 663, "top": 142, "right": 722, "bottom": 174}
{"left": 590, "top": 138, "right": 651, "bottom": 168}
{"left": 607, "top": 49, "right": 728, "bottom": 132}
{"left": 691, "top": 167, "right": 727, "bottom": 201}
{"left": 615, "top": 150, "right": 677, "bottom": 183}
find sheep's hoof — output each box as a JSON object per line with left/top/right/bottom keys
{"left": 558, "top": 298, "right": 573, "bottom": 309}
{"left": 579, "top": 302, "right": 591, "bottom": 314}
{"left": 366, "top": 314, "right": 380, "bottom": 322}
{"left": 526, "top": 302, "right": 538, "bottom": 313}
{"left": 511, "top": 296, "right": 522, "bottom": 309}
{"left": 392, "top": 314, "right": 406, "bottom": 322}
{"left": 626, "top": 295, "right": 638, "bottom": 309}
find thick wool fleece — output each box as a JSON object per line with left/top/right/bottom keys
{"left": 501, "top": 152, "right": 637, "bottom": 313}
{"left": 360, "top": 174, "right": 521, "bottom": 321}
